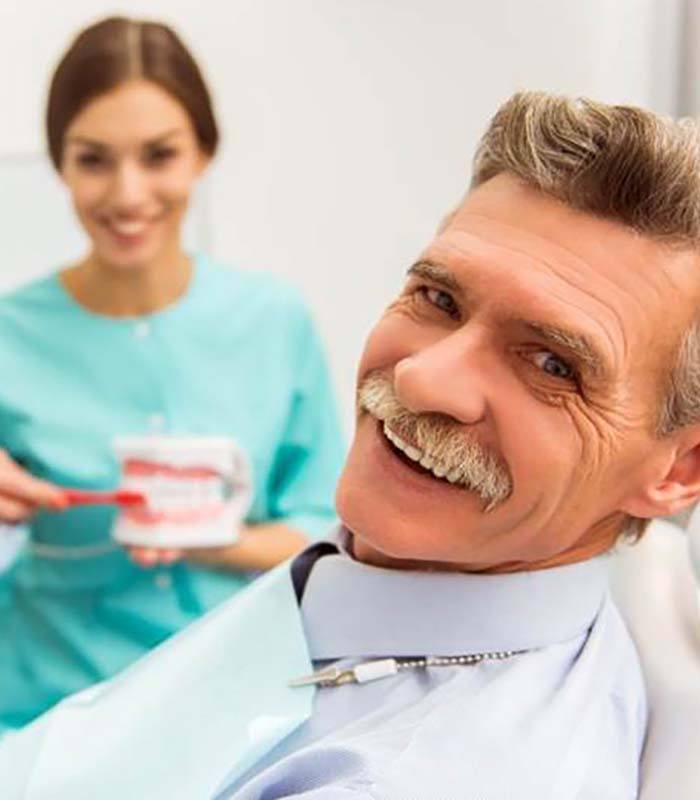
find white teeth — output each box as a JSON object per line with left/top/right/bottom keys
{"left": 122, "top": 475, "right": 224, "bottom": 509}
{"left": 383, "top": 423, "right": 408, "bottom": 452}
{"left": 110, "top": 220, "right": 148, "bottom": 236}
{"left": 382, "top": 421, "right": 462, "bottom": 487}
{"left": 405, "top": 446, "right": 422, "bottom": 462}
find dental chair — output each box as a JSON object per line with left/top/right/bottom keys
{"left": 611, "top": 515, "right": 700, "bottom": 800}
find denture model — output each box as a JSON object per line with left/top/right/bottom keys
{"left": 111, "top": 436, "right": 253, "bottom": 548}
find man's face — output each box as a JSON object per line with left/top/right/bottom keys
{"left": 336, "top": 173, "right": 700, "bottom": 571}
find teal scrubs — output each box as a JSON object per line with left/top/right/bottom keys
{"left": 0, "top": 255, "right": 344, "bottom": 732}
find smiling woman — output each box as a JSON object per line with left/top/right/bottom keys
{"left": 47, "top": 17, "right": 217, "bottom": 309}
{"left": 0, "top": 16, "right": 344, "bottom": 733}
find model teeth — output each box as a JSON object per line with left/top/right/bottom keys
{"left": 382, "top": 422, "right": 460, "bottom": 486}
{"left": 121, "top": 476, "right": 225, "bottom": 509}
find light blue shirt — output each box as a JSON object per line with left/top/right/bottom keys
{"left": 219, "top": 531, "right": 647, "bottom": 799}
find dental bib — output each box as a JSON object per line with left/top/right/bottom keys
{"left": 0, "top": 562, "right": 314, "bottom": 799}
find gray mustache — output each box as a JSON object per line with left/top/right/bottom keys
{"left": 358, "top": 371, "right": 513, "bottom": 510}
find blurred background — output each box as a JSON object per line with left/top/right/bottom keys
{"left": 1, "top": 1, "right": 699, "bottom": 750}
{"left": 0, "top": 0, "right": 698, "bottom": 429}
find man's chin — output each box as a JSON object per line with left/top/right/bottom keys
{"left": 335, "top": 421, "right": 515, "bottom": 568}
{"left": 349, "top": 532, "right": 415, "bottom": 569}
{"left": 336, "top": 488, "right": 486, "bottom": 570}
{"left": 347, "top": 523, "right": 500, "bottom": 572}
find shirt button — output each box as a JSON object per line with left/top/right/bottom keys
{"left": 134, "top": 321, "right": 151, "bottom": 339}
{"left": 154, "top": 572, "right": 172, "bottom": 590}
{"left": 147, "top": 413, "right": 166, "bottom": 431}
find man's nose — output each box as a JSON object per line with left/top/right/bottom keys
{"left": 393, "top": 329, "right": 489, "bottom": 424}
{"left": 109, "top": 161, "right": 148, "bottom": 211}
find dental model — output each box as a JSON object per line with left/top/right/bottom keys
{"left": 111, "top": 436, "right": 253, "bottom": 548}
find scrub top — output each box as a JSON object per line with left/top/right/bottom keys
{"left": 0, "top": 254, "right": 344, "bottom": 733}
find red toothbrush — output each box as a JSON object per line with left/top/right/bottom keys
{"left": 60, "top": 489, "right": 147, "bottom": 508}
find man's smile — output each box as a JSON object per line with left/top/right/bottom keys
{"left": 374, "top": 417, "right": 471, "bottom": 492}
{"left": 381, "top": 420, "right": 472, "bottom": 487}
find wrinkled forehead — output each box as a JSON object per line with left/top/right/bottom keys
{"left": 430, "top": 176, "right": 700, "bottom": 374}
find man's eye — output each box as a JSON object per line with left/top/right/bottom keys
{"left": 420, "top": 287, "right": 459, "bottom": 319}
{"left": 531, "top": 350, "right": 576, "bottom": 381}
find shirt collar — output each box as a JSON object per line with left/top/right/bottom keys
{"left": 297, "top": 526, "right": 610, "bottom": 659}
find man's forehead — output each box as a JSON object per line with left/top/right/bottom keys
{"left": 418, "top": 177, "right": 700, "bottom": 384}
{"left": 435, "top": 178, "right": 700, "bottom": 324}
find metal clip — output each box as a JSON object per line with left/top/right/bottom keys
{"left": 289, "top": 659, "right": 400, "bottom": 689}
{"left": 288, "top": 665, "right": 357, "bottom": 688}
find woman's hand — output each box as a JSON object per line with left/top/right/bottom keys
{"left": 0, "top": 448, "right": 65, "bottom": 523}
{"left": 126, "top": 523, "right": 309, "bottom": 571}
{"left": 127, "top": 546, "right": 182, "bottom": 568}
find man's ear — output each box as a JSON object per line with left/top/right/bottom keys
{"left": 621, "top": 427, "right": 700, "bottom": 518}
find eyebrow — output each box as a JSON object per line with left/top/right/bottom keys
{"left": 407, "top": 260, "right": 461, "bottom": 291}
{"left": 519, "top": 321, "right": 606, "bottom": 377}
{"left": 65, "top": 128, "right": 184, "bottom": 149}
{"left": 406, "top": 260, "right": 607, "bottom": 378}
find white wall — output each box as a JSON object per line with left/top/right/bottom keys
{"left": 0, "top": 0, "right": 684, "bottom": 430}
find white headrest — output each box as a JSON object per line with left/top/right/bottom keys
{"left": 611, "top": 519, "right": 700, "bottom": 799}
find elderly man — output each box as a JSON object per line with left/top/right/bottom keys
{"left": 4, "top": 91, "right": 700, "bottom": 799}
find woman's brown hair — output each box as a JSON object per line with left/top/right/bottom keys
{"left": 46, "top": 16, "right": 219, "bottom": 170}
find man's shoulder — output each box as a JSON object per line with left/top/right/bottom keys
{"left": 590, "top": 595, "right": 648, "bottom": 737}
{"left": 600, "top": 595, "right": 647, "bottom": 690}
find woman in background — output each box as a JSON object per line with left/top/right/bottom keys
{"left": 0, "top": 16, "right": 343, "bottom": 731}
